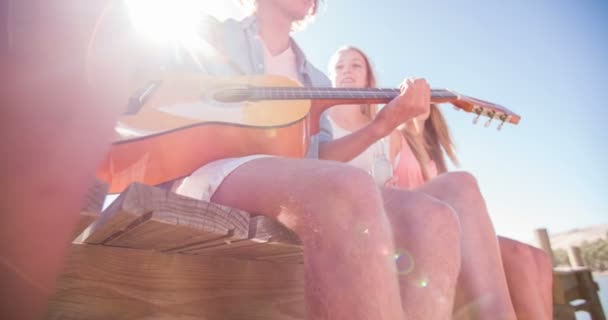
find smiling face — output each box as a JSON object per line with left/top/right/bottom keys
{"left": 331, "top": 49, "right": 370, "bottom": 89}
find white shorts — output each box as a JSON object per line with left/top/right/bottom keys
{"left": 174, "top": 155, "right": 271, "bottom": 201}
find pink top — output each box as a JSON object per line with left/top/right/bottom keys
{"left": 393, "top": 135, "right": 438, "bottom": 189}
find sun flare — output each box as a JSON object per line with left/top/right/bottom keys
{"left": 125, "top": 0, "right": 244, "bottom": 46}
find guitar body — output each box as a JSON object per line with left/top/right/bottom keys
{"left": 97, "top": 72, "right": 520, "bottom": 193}
{"left": 98, "top": 74, "right": 313, "bottom": 193}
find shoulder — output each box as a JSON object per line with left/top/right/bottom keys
{"left": 306, "top": 63, "right": 332, "bottom": 87}
{"left": 290, "top": 40, "right": 331, "bottom": 87}
{"left": 197, "top": 15, "right": 242, "bottom": 44}
{"left": 196, "top": 15, "right": 260, "bottom": 50}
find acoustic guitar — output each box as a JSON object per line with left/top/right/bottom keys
{"left": 97, "top": 72, "right": 520, "bottom": 193}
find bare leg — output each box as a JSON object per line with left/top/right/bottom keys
{"left": 414, "top": 172, "right": 517, "bottom": 320}
{"left": 499, "top": 237, "right": 553, "bottom": 320}
{"left": 212, "top": 158, "right": 405, "bottom": 320}
{"left": 381, "top": 187, "right": 462, "bottom": 319}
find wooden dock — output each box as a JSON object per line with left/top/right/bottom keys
{"left": 535, "top": 229, "right": 606, "bottom": 320}
{"left": 48, "top": 181, "right": 305, "bottom": 319}
{"left": 47, "top": 182, "right": 606, "bottom": 319}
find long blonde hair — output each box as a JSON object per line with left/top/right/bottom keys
{"left": 328, "top": 46, "right": 378, "bottom": 119}
{"left": 402, "top": 105, "right": 459, "bottom": 180}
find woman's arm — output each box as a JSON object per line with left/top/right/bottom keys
{"left": 319, "top": 78, "right": 431, "bottom": 161}
{"left": 319, "top": 120, "right": 386, "bottom": 161}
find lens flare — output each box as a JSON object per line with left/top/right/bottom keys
{"left": 418, "top": 277, "right": 429, "bottom": 288}
{"left": 393, "top": 248, "right": 415, "bottom": 275}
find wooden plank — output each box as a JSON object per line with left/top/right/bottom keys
{"left": 182, "top": 238, "right": 267, "bottom": 255}
{"left": 82, "top": 183, "right": 250, "bottom": 251}
{"left": 255, "top": 252, "right": 305, "bottom": 264}
{"left": 574, "top": 270, "right": 606, "bottom": 320}
{"left": 247, "top": 216, "right": 302, "bottom": 262}
{"left": 554, "top": 269, "right": 607, "bottom": 320}
{"left": 185, "top": 215, "right": 303, "bottom": 261}
{"left": 248, "top": 215, "right": 301, "bottom": 245}
{"left": 567, "top": 246, "right": 585, "bottom": 267}
{"left": 73, "top": 179, "right": 108, "bottom": 239}
{"left": 556, "top": 270, "right": 581, "bottom": 294}
{"left": 47, "top": 244, "right": 305, "bottom": 320}
{"left": 199, "top": 241, "right": 301, "bottom": 259}
{"left": 553, "top": 303, "right": 576, "bottom": 320}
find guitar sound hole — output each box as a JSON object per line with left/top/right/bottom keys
{"left": 213, "top": 89, "right": 251, "bottom": 103}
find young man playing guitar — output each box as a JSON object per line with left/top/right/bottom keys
{"left": 173, "top": 1, "right": 456, "bottom": 319}
{"left": 171, "top": 1, "right": 519, "bottom": 319}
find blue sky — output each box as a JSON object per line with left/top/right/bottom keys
{"left": 129, "top": 0, "right": 608, "bottom": 244}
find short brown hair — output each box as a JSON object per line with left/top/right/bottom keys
{"left": 240, "top": 0, "right": 322, "bottom": 30}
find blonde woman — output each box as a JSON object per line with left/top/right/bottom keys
{"left": 327, "top": 46, "right": 552, "bottom": 320}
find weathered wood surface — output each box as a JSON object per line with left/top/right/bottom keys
{"left": 79, "top": 182, "right": 302, "bottom": 261}
{"left": 567, "top": 246, "right": 585, "bottom": 268}
{"left": 535, "top": 228, "right": 605, "bottom": 320}
{"left": 553, "top": 268, "right": 605, "bottom": 320}
{"left": 49, "top": 182, "right": 306, "bottom": 319}
{"left": 73, "top": 179, "right": 108, "bottom": 238}
{"left": 47, "top": 245, "right": 305, "bottom": 320}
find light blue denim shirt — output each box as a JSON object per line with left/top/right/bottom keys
{"left": 175, "top": 15, "right": 332, "bottom": 158}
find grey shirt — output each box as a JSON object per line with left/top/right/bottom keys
{"left": 175, "top": 15, "right": 332, "bottom": 158}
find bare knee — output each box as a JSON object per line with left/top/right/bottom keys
{"left": 422, "top": 172, "right": 498, "bottom": 232}
{"left": 385, "top": 189, "right": 461, "bottom": 254}
{"left": 499, "top": 237, "right": 527, "bottom": 257}
{"left": 443, "top": 171, "right": 482, "bottom": 197}
{"left": 386, "top": 191, "right": 462, "bottom": 283}
{"left": 291, "top": 163, "right": 387, "bottom": 239}
{"left": 306, "top": 163, "right": 381, "bottom": 213}
{"left": 419, "top": 171, "right": 486, "bottom": 212}
{"left": 499, "top": 237, "right": 539, "bottom": 269}
{"left": 531, "top": 247, "right": 554, "bottom": 282}
{"left": 407, "top": 195, "right": 461, "bottom": 242}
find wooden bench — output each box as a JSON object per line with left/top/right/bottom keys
{"left": 47, "top": 181, "right": 306, "bottom": 319}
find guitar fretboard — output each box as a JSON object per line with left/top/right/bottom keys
{"left": 214, "top": 87, "right": 459, "bottom": 103}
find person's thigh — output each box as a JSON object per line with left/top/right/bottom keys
{"left": 212, "top": 157, "right": 384, "bottom": 235}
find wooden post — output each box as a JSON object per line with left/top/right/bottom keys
{"left": 568, "top": 246, "right": 585, "bottom": 268}
{"left": 534, "top": 228, "right": 555, "bottom": 264}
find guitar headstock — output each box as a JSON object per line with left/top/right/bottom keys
{"left": 442, "top": 90, "right": 521, "bottom": 130}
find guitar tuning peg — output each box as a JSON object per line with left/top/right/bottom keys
{"left": 484, "top": 111, "right": 496, "bottom": 127}
{"left": 497, "top": 114, "right": 508, "bottom": 131}
{"left": 497, "top": 119, "right": 506, "bottom": 131}
{"left": 473, "top": 114, "right": 481, "bottom": 125}
{"left": 484, "top": 116, "right": 494, "bottom": 127}
{"left": 472, "top": 106, "right": 483, "bottom": 125}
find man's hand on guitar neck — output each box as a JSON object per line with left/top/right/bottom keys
{"left": 318, "top": 78, "right": 430, "bottom": 162}
{"left": 371, "top": 78, "right": 431, "bottom": 138}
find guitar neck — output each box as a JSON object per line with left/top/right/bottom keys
{"left": 212, "top": 85, "right": 520, "bottom": 125}
{"left": 215, "top": 87, "right": 459, "bottom": 105}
